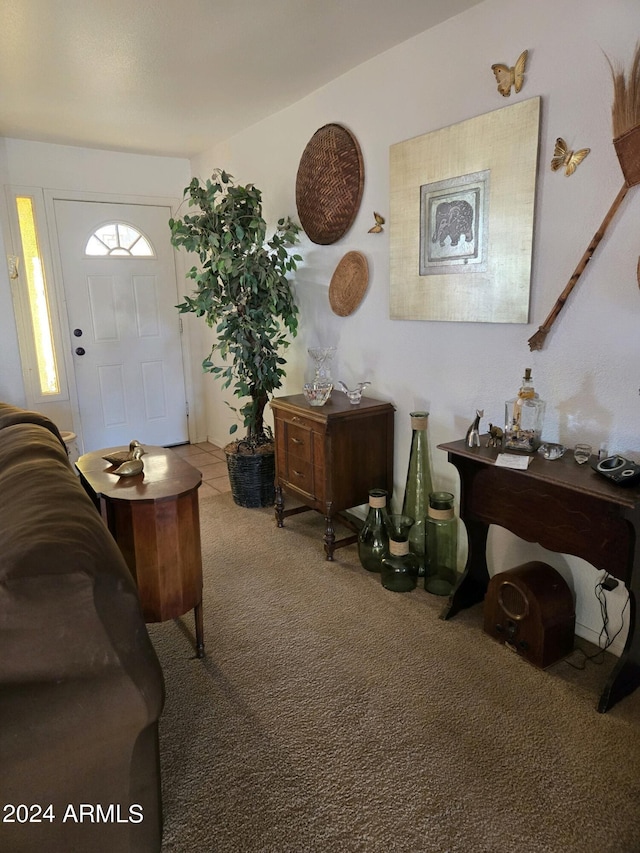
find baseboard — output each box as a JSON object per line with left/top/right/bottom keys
{"left": 575, "top": 620, "right": 625, "bottom": 658}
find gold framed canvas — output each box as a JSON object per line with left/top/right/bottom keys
{"left": 390, "top": 97, "right": 541, "bottom": 323}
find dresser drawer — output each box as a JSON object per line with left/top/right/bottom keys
{"left": 285, "top": 421, "right": 313, "bottom": 462}
{"left": 284, "top": 457, "right": 314, "bottom": 495}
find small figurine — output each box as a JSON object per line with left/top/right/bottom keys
{"left": 466, "top": 410, "right": 484, "bottom": 447}
{"left": 103, "top": 439, "right": 145, "bottom": 466}
{"left": 491, "top": 49, "right": 528, "bottom": 97}
{"left": 368, "top": 212, "right": 385, "bottom": 233}
{"left": 113, "top": 445, "right": 145, "bottom": 477}
{"left": 550, "top": 137, "right": 590, "bottom": 177}
{"left": 487, "top": 423, "right": 504, "bottom": 448}
{"left": 338, "top": 381, "right": 371, "bottom": 405}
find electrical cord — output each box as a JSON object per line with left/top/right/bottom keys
{"left": 564, "top": 573, "right": 630, "bottom": 670}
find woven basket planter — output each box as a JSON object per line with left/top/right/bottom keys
{"left": 225, "top": 445, "right": 276, "bottom": 509}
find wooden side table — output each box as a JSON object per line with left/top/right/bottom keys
{"left": 76, "top": 445, "right": 205, "bottom": 657}
{"left": 439, "top": 437, "right": 640, "bottom": 712}
{"left": 271, "top": 394, "right": 395, "bottom": 560}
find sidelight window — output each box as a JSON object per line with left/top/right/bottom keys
{"left": 15, "top": 196, "right": 60, "bottom": 395}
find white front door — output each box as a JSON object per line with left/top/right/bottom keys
{"left": 53, "top": 199, "right": 189, "bottom": 451}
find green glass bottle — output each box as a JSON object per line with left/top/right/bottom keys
{"left": 381, "top": 514, "right": 419, "bottom": 592}
{"left": 358, "top": 488, "right": 390, "bottom": 573}
{"left": 402, "top": 412, "right": 434, "bottom": 576}
{"left": 424, "top": 491, "right": 458, "bottom": 596}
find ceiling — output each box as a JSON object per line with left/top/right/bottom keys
{"left": 0, "top": 0, "right": 484, "bottom": 159}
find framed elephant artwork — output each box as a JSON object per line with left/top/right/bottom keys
{"left": 419, "top": 170, "right": 489, "bottom": 276}
{"left": 390, "top": 97, "right": 540, "bottom": 323}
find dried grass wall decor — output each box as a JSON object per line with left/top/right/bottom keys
{"left": 528, "top": 45, "right": 640, "bottom": 350}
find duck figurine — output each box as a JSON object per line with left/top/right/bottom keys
{"left": 338, "top": 381, "right": 371, "bottom": 405}
{"left": 102, "top": 439, "right": 145, "bottom": 466}
{"left": 112, "top": 445, "right": 145, "bottom": 478}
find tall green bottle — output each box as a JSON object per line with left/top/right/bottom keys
{"left": 401, "top": 412, "right": 434, "bottom": 576}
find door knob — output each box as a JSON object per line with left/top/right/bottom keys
{"left": 73, "top": 328, "right": 83, "bottom": 337}
{"left": 75, "top": 347, "right": 85, "bottom": 356}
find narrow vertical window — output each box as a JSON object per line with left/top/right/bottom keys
{"left": 15, "top": 197, "right": 60, "bottom": 395}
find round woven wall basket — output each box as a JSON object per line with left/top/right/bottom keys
{"left": 296, "top": 123, "right": 364, "bottom": 245}
{"left": 329, "top": 251, "right": 369, "bottom": 316}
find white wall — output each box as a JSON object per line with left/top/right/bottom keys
{"left": 2, "top": 138, "right": 192, "bottom": 197}
{"left": 190, "top": 0, "right": 640, "bottom": 652}
{"left": 0, "top": 138, "right": 27, "bottom": 406}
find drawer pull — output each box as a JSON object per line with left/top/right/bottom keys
{"left": 291, "top": 437, "right": 303, "bottom": 445}
{"left": 291, "top": 416, "right": 302, "bottom": 424}
{"left": 293, "top": 469, "right": 304, "bottom": 478}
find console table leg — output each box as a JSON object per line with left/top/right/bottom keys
{"left": 194, "top": 601, "right": 205, "bottom": 659}
{"left": 598, "top": 588, "right": 638, "bottom": 712}
{"left": 275, "top": 485, "right": 285, "bottom": 528}
{"left": 443, "top": 518, "right": 490, "bottom": 620}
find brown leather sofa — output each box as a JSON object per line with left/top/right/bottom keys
{"left": 0, "top": 404, "right": 165, "bottom": 852}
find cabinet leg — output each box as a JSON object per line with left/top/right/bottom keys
{"left": 194, "top": 600, "right": 205, "bottom": 658}
{"left": 275, "top": 484, "right": 285, "bottom": 528}
{"left": 324, "top": 513, "right": 336, "bottom": 561}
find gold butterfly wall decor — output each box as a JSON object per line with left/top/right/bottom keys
{"left": 368, "top": 212, "right": 385, "bottom": 234}
{"left": 550, "top": 137, "right": 590, "bottom": 176}
{"left": 491, "top": 49, "right": 528, "bottom": 97}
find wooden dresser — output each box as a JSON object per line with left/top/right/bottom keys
{"left": 270, "top": 393, "right": 394, "bottom": 560}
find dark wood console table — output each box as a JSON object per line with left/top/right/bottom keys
{"left": 271, "top": 394, "right": 394, "bottom": 560}
{"left": 439, "top": 437, "right": 640, "bottom": 713}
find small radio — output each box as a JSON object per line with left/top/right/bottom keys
{"left": 483, "top": 561, "right": 575, "bottom": 668}
{"left": 591, "top": 454, "right": 640, "bottom": 486}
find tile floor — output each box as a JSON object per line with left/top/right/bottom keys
{"left": 171, "top": 441, "right": 232, "bottom": 499}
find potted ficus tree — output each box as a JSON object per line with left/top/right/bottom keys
{"left": 169, "top": 169, "right": 302, "bottom": 508}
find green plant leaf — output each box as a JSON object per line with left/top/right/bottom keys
{"left": 169, "top": 169, "right": 301, "bottom": 441}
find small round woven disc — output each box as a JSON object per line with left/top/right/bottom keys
{"left": 329, "top": 251, "right": 369, "bottom": 316}
{"left": 296, "top": 123, "right": 364, "bottom": 245}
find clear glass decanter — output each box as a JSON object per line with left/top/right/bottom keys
{"left": 307, "top": 347, "right": 336, "bottom": 383}
{"left": 504, "top": 368, "right": 545, "bottom": 453}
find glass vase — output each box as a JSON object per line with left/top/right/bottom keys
{"left": 307, "top": 347, "right": 336, "bottom": 384}
{"left": 358, "top": 488, "right": 390, "bottom": 573}
{"left": 424, "top": 491, "right": 458, "bottom": 597}
{"left": 381, "top": 514, "right": 419, "bottom": 592}
{"left": 402, "top": 412, "right": 434, "bottom": 577}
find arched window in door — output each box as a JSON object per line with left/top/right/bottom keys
{"left": 85, "top": 222, "right": 155, "bottom": 257}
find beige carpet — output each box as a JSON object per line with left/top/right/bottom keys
{"left": 148, "top": 492, "right": 640, "bottom": 853}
